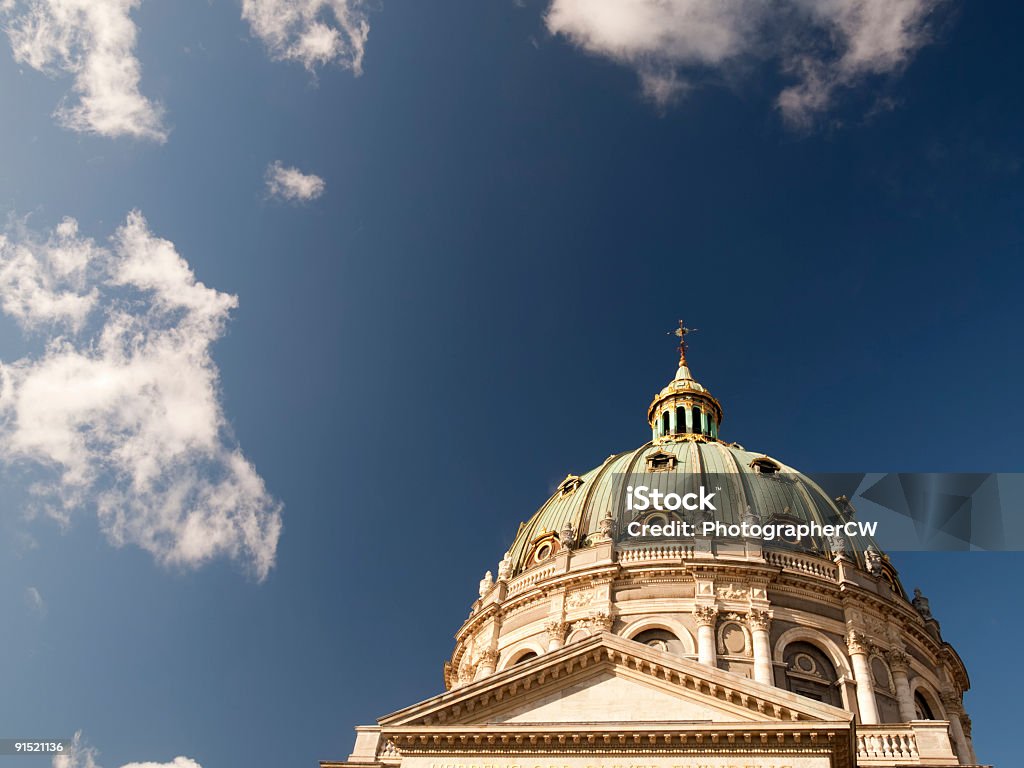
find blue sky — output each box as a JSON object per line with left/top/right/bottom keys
{"left": 0, "top": 1, "right": 1021, "bottom": 767}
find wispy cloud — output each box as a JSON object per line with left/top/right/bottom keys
{"left": 242, "top": 0, "right": 370, "bottom": 73}
{"left": 544, "top": 0, "right": 947, "bottom": 125}
{"left": 265, "top": 161, "right": 326, "bottom": 202}
{"left": 0, "top": 213, "right": 282, "bottom": 580}
{"left": 54, "top": 733, "right": 200, "bottom": 768}
{"left": 25, "top": 586, "right": 46, "bottom": 616}
{"left": 4, "top": 0, "right": 168, "bottom": 141}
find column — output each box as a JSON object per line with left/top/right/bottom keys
{"left": 545, "top": 620, "right": 566, "bottom": 652}
{"left": 886, "top": 649, "right": 916, "bottom": 722}
{"left": 684, "top": 405, "right": 693, "bottom": 433}
{"left": 475, "top": 648, "right": 498, "bottom": 679}
{"left": 669, "top": 406, "right": 678, "bottom": 434}
{"left": 700, "top": 409, "right": 708, "bottom": 435}
{"left": 694, "top": 606, "right": 718, "bottom": 667}
{"left": 847, "top": 631, "right": 880, "bottom": 724}
{"left": 941, "top": 690, "right": 973, "bottom": 764}
{"left": 748, "top": 610, "right": 774, "bottom": 686}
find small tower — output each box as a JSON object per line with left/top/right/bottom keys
{"left": 647, "top": 321, "right": 723, "bottom": 442}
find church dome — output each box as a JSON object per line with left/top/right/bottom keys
{"left": 504, "top": 440, "right": 891, "bottom": 582}
{"left": 440, "top": 326, "right": 976, "bottom": 766}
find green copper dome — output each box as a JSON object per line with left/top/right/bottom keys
{"left": 504, "top": 332, "right": 898, "bottom": 592}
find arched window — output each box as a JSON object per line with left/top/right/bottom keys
{"left": 783, "top": 641, "right": 841, "bottom": 706}
{"left": 676, "top": 406, "right": 686, "bottom": 434}
{"left": 662, "top": 411, "right": 670, "bottom": 436}
{"left": 511, "top": 650, "right": 538, "bottom": 666}
{"left": 914, "top": 691, "right": 936, "bottom": 720}
{"left": 691, "top": 406, "right": 702, "bottom": 434}
{"left": 630, "top": 628, "right": 686, "bottom": 656}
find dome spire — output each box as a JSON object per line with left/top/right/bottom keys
{"left": 670, "top": 319, "right": 698, "bottom": 368}
{"left": 648, "top": 320, "right": 722, "bottom": 442}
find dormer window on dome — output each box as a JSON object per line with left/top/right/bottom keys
{"left": 750, "top": 457, "right": 781, "bottom": 474}
{"left": 557, "top": 474, "right": 583, "bottom": 497}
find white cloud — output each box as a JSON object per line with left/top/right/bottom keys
{"left": 121, "top": 760, "right": 201, "bottom": 768}
{"left": 242, "top": 0, "right": 370, "bottom": 73}
{"left": 0, "top": 212, "right": 282, "bottom": 580}
{"left": 265, "top": 161, "right": 326, "bottom": 202}
{"left": 54, "top": 733, "right": 200, "bottom": 768}
{"left": 544, "top": 0, "right": 945, "bottom": 125}
{"left": 25, "top": 585, "right": 46, "bottom": 616}
{"left": 53, "top": 733, "right": 99, "bottom": 768}
{"left": 5, "top": 0, "right": 168, "bottom": 141}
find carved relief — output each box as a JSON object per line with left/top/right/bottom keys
{"left": 545, "top": 620, "right": 567, "bottom": 643}
{"left": 847, "top": 630, "right": 872, "bottom": 655}
{"left": 748, "top": 609, "right": 771, "bottom": 632}
{"left": 566, "top": 589, "right": 595, "bottom": 610}
{"left": 693, "top": 605, "right": 718, "bottom": 627}
{"left": 716, "top": 583, "right": 749, "bottom": 600}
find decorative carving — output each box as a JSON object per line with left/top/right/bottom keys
{"left": 885, "top": 648, "right": 910, "bottom": 673}
{"left": 572, "top": 611, "right": 613, "bottom": 634}
{"left": 559, "top": 521, "right": 575, "bottom": 550}
{"left": 544, "top": 620, "right": 567, "bottom": 643}
{"left": 478, "top": 570, "right": 493, "bottom": 599}
{"left": 497, "top": 551, "right": 512, "bottom": 581}
{"left": 742, "top": 504, "right": 760, "bottom": 526}
{"left": 595, "top": 510, "right": 615, "bottom": 542}
{"left": 716, "top": 584, "right": 749, "bottom": 600}
{"left": 693, "top": 605, "right": 718, "bottom": 627}
{"left": 566, "top": 589, "right": 595, "bottom": 609}
{"left": 912, "top": 587, "right": 933, "bottom": 619}
{"left": 864, "top": 546, "right": 883, "bottom": 576}
{"left": 457, "top": 659, "right": 477, "bottom": 685}
{"left": 962, "top": 712, "right": 973, "bottom": 738}
{"left": 827, "top": 531, "right": 847, "bottom": 557}
{"left": 940, "top": 688, "right": 963, "bottom": 713}
{"left": 477, "top": 648, "right": 499, "bottom": 667}
{"left": 748, "top": 609, "right": 771, "bottom": 632}
{"left": 847, "top": 630, "right": 872, "bottom": 656}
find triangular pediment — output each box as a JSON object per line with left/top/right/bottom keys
{"left": 379, "top": 632, "right": 852, "bottom": 727}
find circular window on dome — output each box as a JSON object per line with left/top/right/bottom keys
{"left": 526, "top": 534, "right": 560, "bottom": 567}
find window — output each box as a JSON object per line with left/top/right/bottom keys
{"left": 691, "top": 406, "right": 702, "bottom": 434}
{"left": 630, "top": 628, "right": 686, "bottom": 656}
{"left": 783, "top": 642, "right": 840, "bottom": 707}
{"left": 558, "top": 474, "right": 583, "bottom": 497}
{"left": 914, "top": 691, "right": 936, "bottom": 720}
{"left": 750, "top": 457, "right": 781, "bottom": 474}
{"left": 646, "top": 451, "right": 677, "bottom": 472}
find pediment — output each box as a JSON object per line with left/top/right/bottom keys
{"left": 380, "top": 632, "right": 852, "bottom": 728}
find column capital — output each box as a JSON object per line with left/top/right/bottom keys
{"left": 846, "top": 630, "right": 872, "bottom": 655}
{"left": 747, "top": 608, "right": 772, "bottom": 632}
{"left": 940, "top": 689, "right": 964, "bottom": 715}
{"left": 544, "top": 620, "right": 567, "bottom": 643}
{"left": 885, "top": 647, "right": 910, "bottom": 672}
{"left": 694, "top": 605, "right": 718, "bottom": 627}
